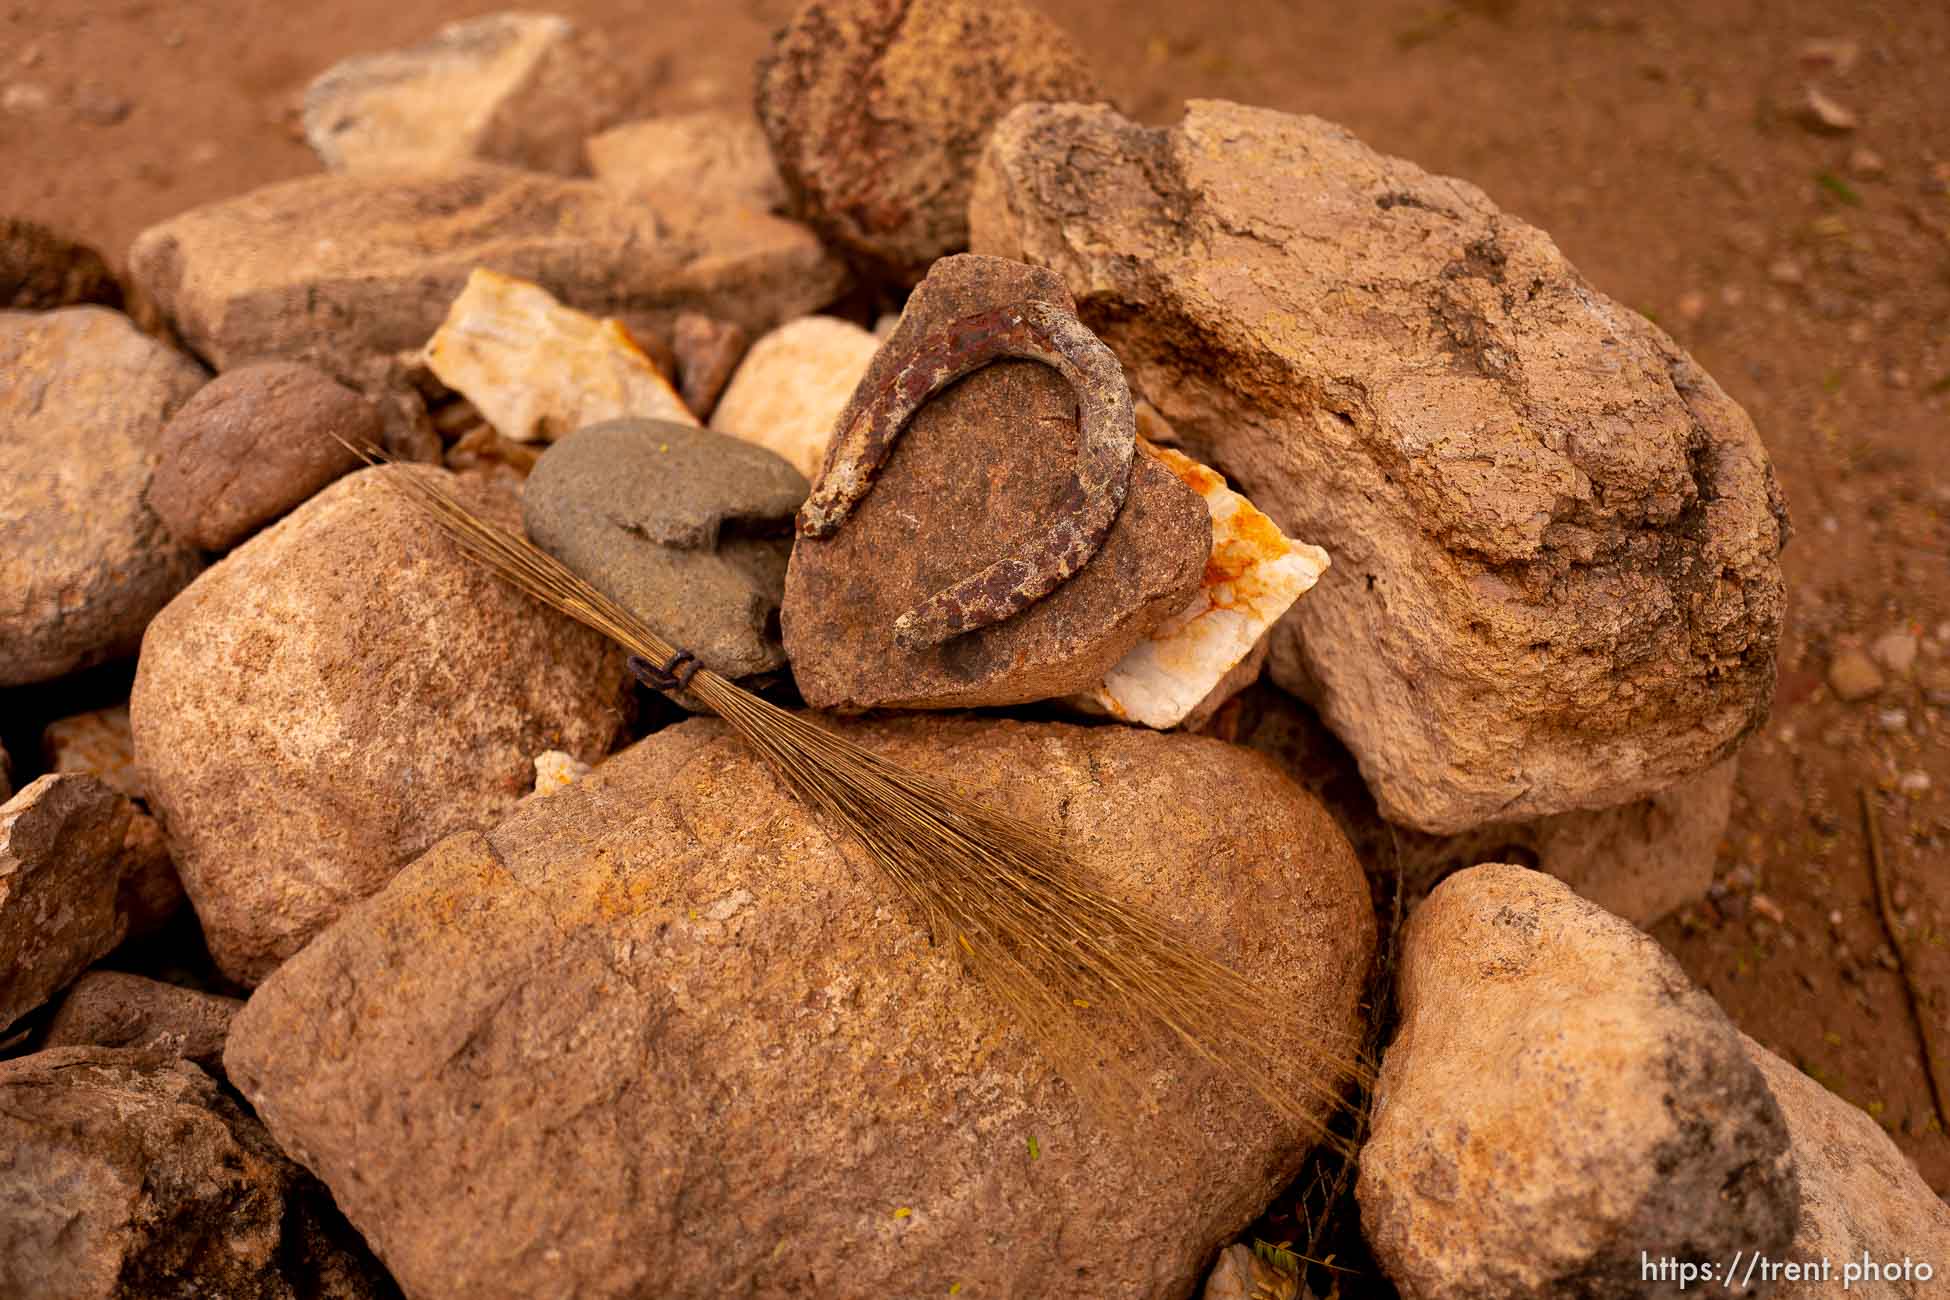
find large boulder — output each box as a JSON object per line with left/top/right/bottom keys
{"left": 1, "top": 308, "right": 205, "bottom": 685}
{"left": 128, "top": 166, "right": 849, "bottom": 389}
{"left": 757, "top": 0, "right": 1101, "bottom": 285}
{"left": 782, "top": 255, "right": 1212, "bottom": 710}
{"left": 0, "top": 1047, "right": 394, "bottom": 1299}
{"left": 973, "top": 101, "right": 1788, "bottom": 834}
{"left": 226, "top": 717, "right": 1375, "bottom": 1299}
{"left": 1356, "top": 865, "right": 1797, "bottom": 1299}
{"left": 130, "top": 466, "right": 628, "bottom": 985}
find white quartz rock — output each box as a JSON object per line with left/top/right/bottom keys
{"left": 423, "top": 268, "right": 695, "bottom": 442}
{"left": 1075, "top": 445, "right": 1329, "bottom": 729}
{"left": 709, "top": 316, "right": 880, "bottom": 481}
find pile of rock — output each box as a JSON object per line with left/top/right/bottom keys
{"left": 4, "top": 2, "right": 1942, "bottom": 1298}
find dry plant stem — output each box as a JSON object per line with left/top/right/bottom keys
{"left": 361, "top": 454, "right": 1362, "bottom": 1133}
{"left": 1860, "top": 786, "right": 1950, "bottom": 1129}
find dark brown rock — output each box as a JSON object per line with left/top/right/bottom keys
{"left": 226, "top": 716, "right": 1374, "bottom": 1300}
{"left": 0, "top": 775, "right": 130, "bottom": 1034}
{"left": 0, "top": 1047, "right": 397, "bottom": 1300}
{"left": 1, "top": 308, "right": 206, "bottom": 686}
{"left": 147, "top": 361, "right": 374, "bottom": 551}
{"left": 1, "top": 216, "right": 121, "bottom": 310}
{"left": 522, "top": 420, "right": 806, "bottom": 682}
{"left": 974, "top": 101, "right": 1789, "bottom": 834}
{"left": 130, "top": 466, "right": 629, "bottom": 986}
{"left": 112, "top": 809, "right": 184, "bottom": 938}
{"left": 670, "top": 311, "right": 747, "bottom": 420}
{"left": 782, "top": 255, "right": 1210, "bottom": 710}
{"left": 756, "top": 0, "right": 1102, "bottom": 286}
{"left": 40, "top": 972, "right": 242, "bottom": 1072}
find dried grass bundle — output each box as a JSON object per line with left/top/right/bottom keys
{"left": 366, "top": 455, "right": 1363, "bottom": 1134}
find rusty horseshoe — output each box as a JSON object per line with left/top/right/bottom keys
{"left": 795, "top": 301, "right": 1136, "bottom": 652}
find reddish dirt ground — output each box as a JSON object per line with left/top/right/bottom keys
{"left": 5, "top": 0, "right": 1946, "bottom": 1206}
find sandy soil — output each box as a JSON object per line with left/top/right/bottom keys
{"left": 4, "top": 0, "right": 1946, "bottom": 1197}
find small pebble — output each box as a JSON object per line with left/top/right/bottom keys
{"left": 1, "top": 82, "right": 51, "bottom": 113}
{"left": 1827, "top": 908, "right": 1844, "bottom": 928}
{"left": 1870, "top": 630, "right": 1919, "bottom": 677}
{"left": 1827, "top": 647, "right": 1885, "bottom": 701}
{"left": 1768, "top": 258, "right": 1805, "bottom": 285}
{"left": 1848, "top": 146, "right": 1885, "bottom": 177}
{"left": 1898, "top": 771, "right": 1932, "bottom": 796}
{"left": 1876, "top": 708, "right": 1909, "bottom": 733}
{"left": 1677, "top": 290, "right": 1707, "bottom": 323}
{"left": 531, "top": 751, "right": 592, "bottom": 797}
{"left": 1751, "top": 893, "right": 1786, "bottom": 925}
{"left": 1799, "top": 85, "right": 1858, "bottom": 133}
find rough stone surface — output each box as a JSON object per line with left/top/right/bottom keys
{"left": 1745, "top": 1034, "right": 1950, "bottom": 1299}
{"left": 1356, "top": 865, "right": 1797, "bottom": 1300}
{"left": 670, "top": 311, "right": 747, "bottom": 421}
{"left": 226, "top": 717, "right": 1374, "bottom": 1300}
{"left": 756, "top": 0, "right": 1102, "bottom": 286}
{"left": 130, "top": 466, "right": 629, "bottom": 986}
{"left": 709, "top": 313, "right": 881, "bottom": 480}
{"left": 0, "top": 1047, "right": 397, "bottom": 1300}
{"left": 42, "top": 705, "right": 140, "bottom": 799}
{"left": 974, "top": 101, "right": 1789, "bottom": 834}
{"left": 40, "top": 972, "right": 242, "bottom": 1073}
{"left": 1531, "top": 756, "right": 1737, "bottom": 926}
{"left": 2, "top": 215, "right": 121, "bottom": 310}
{"left": 783, "top": 256, "right": 1210, "bottom": 710}
{"left": 423, "top": 268, "right": 696, "bottom": 441}
{"left": 1, "top": 308, "right": 206, "bottom": 686}
{"left": 523, "top": 420, "right": 806, "bottom": 680}
{"left": 585, "top": 110, "right": 787, "bottom": 212}
{"left": 1238, "top": 687, "right": 1736, "bottom": 925}
{"left": 147, "top": 361, "right": 373, "bottom": 551}
{"left": 303, "top": 12, "right": 647, "bottom": 175}
{"left": 128, "top": 165, "right": 849, "bottom": 391}
{"left": 0, "top": 775, "right": 130, "bottom": 1034}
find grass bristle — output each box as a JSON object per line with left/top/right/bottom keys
{"left": 357, "top": 449, "right": 1366, "bottom": 1136}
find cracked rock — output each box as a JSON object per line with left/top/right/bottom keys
{"left": 973, "top": 100, "right": 1788, "bottom": 834}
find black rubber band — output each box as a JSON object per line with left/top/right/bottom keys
{"left": 627, "top": 649, "right": 703, "bottom": 693}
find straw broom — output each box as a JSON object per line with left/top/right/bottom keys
{"left": 362, "top": 452, "right": 1362, "bottom": 1133}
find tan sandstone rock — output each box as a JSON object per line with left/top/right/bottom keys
{"left": 128, "top": 166, "right": 849, "bottom": 391}
{"left": 709, "top": 314, "right": 881, "bottom": 480}
{"left": 303, "top": 12, "right": 648, "bottom": 175}
{"left": 757, "top": 0, "right": 1102, "bottom": 285}
{"left": 1, "top": 308, "right": 206, "bottom": 686}
{"left": 0, "top": 775, "right": 130, "bottom": 1034}
{"left": 782, "top": 255, "right": 1211, "bottom": 710}
{"left": 586, "top": 110, "right": 787, "bottom": 212}
{"left": 1746, "top": 1033, "right": 1950, "bottom": 1299}
{"left": 226, "top": 717, "right": 1374, "bottom": 1299}
{"left": 973, "top": 101, "right": 1788, "bottom": 835}
{"left": 130, "top": 466, "right": 628, "bottom": 985}
{"left": 1357, "top": 865, "right": 1797, "bottom": 1299}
